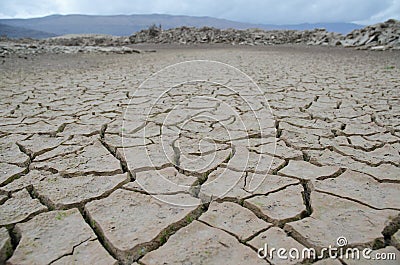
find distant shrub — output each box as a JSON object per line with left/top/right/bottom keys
{"left": 148, "top": 23, "right": 161, "bottom": 37}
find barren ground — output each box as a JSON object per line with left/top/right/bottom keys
{"left": 1, "top": 46, "right": 400, "bottom": 264}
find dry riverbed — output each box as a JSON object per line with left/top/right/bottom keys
{"left": 0, "top": 45, "right": 399, "bottom": 264}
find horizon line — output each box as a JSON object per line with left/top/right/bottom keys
{"left": 0, "top": 13, "right": 382, "bottom": 26}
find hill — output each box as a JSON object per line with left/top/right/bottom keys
{"left": 0, "top": 23, "right": 56, "bottom": 39}
{"left": 0, "top": 14, "right": 362, "bottom": 37}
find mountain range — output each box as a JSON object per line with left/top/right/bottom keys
{"left": 0, "top": 14, "right": 363, "bottom": 39}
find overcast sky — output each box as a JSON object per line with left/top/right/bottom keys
{"left": 0, "top": 0, "right": 399, "bottom": 25}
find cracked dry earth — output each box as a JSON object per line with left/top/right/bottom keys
{"left": 0, "top": 46, "right": 400, "bottom": 265}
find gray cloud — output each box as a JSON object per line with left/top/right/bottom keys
{"left": 0, "top": 0, "right": 398, "bottom": 25}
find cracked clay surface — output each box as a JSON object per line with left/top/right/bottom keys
{"left": 0, "top": 46, "right": 399, "bottom": 264}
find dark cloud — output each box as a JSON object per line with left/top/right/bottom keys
{"left": 0, "top": 0, "right": 398, "bottom": 24}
